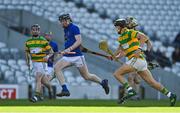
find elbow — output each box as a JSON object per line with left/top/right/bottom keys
{"left": 79, "top": 39, "right": 82, "bottom": 45}
{"left": 77, "top": 38, "right": 82, "bottom": 46}
{"left": 147, "top": 40, "right": 152, "bottom": 47}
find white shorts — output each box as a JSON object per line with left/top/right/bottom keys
{"left": 60, "top": 56, "right": 86, "bottom": 67}
{"left": 32, "top": 62, "right": 48, "bottom": 75}
{"left": 46, "top": 67, "right": 54, "bottom": 76}
{"left": 126, "top": 57, "right": 147, "bottom": 72}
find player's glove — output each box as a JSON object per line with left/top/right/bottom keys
{"left": 43, "top": 55, "right": 51, "bottom": 62}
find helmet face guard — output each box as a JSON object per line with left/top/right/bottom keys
{"left": 59, "top": 13, "right": 72, "bottom": 22}
{"left": 114, "top": 19, "right": 127, "bottom": 34}
{"left": 126, "top": 17, "right": 138, "bottom": 29}
{"left": 31, "top": 24, "right": 40, "bottom": 30}
{"left": 114, "top": 19, "right": 126, "bottom": 28}
{"left": 31, "top": 24, "right": 40, "bottom": 37}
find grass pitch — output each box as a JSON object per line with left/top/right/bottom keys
{"left": 0, "top": 99, "right": 180, "bottom": 113}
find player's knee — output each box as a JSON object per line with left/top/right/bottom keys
{"left": 113, "top": 72, "right": 118, "bottom": 78}
{"left": 54, "top": 67, "right": 58, "bottom": 73}
{"left": 83, "top": 77, "right": 89, "bottom": 80}
{"left": 128, "top": 76, "right": 133, "bottom": 82}
{"left": 83, "top": 75, "right": 90, "bottom": 80}
{"left": 36, "top": 75, "right": 42, "bottom": 83}
{"left": 54, "top": 66, "right": 62, "bottom": 73}
{"left": 44, "top": 83, "right": 52, "bottom": 90}
{"left": 134, "top": 78, "right": 141, "bottom": 84}
{"left": 113, "top": 70, "right": 123, "bottom": 78}
{"left": 134, "top": 80, "right": 140, "bottom": 84}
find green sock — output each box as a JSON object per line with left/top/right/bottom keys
{"left": 161, "top": 87, "right": 169, "bottom": 95}
{"left": 35, "top": 92, "right": 42, "bottom": 97}
{"left": 123, "top": 82, "right": 132, "bottom": 91}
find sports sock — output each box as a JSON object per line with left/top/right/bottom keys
{"left": 161, "top": 87, "right": 171, "bottom": 97}
{"left": 100, "top": 80, "right": 105, "bottom": 86}
{"left": 123, "top": 82, "right": 133, "bottom": 91}
{"left": 35, "top": 92, "right": 42, "bottom": 97}
{"left": 62, "top": 84, "right": 68, "bottom": 91}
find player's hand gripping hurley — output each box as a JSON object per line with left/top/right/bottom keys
{"left": 99, "top": 40, "right": 123, "bottom": 64}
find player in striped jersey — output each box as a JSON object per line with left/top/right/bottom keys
{"left": 125, "top": 17, "right": 144, "bottom": 100}
{"left": 112, "top": 19, "right": 176, "bottom": 106}
{"left": 125, "top": 16, "right": 159, "bottom": 100}
{"left": 25, "top": 24, "right": 53, "bottom": 102}
{"left": 126, "top": 16, "right": 159, "bottom": 70}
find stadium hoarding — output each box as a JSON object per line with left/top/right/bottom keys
{"left": 0, "top": 84, "right": 19, "bottom": 99}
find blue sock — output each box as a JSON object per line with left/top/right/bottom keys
{"left": 100, "top": 80, "right": 104, "bottom": 86}
{"left": 62, "top": 84, "right": 68, "bottom": 91}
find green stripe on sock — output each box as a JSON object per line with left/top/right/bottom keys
{"left": 123, "top": 82, "right": 130, "bottom": 89}
{"left": 35, "top": 92, "right": 42, "bottom": 96}
{"left": 161, "top": 87, "right": 169, "bottom": 95}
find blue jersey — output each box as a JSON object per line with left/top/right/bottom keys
{"left": 48, "top": 41, "right": 58, "bottom": 67}
{"left": 64, "top": 23, "right": 82, "bottom": 57}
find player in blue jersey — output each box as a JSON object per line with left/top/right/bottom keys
{"left": 44, "top": 32, "right": 58, "bottom": 81}
{"left": 54, "top": 13, "right": 110, "bottom": 97}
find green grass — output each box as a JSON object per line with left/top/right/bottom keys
{"left": 0, "top": 99, "right": 180, "bottom": 113}
{"left": 0, "top": 99, "right": 180, "bottom": 107}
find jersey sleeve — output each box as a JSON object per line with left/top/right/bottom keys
{"left": 117, "top": 36, "right": 122, "bottom": 46}
{"left": 25, "top": 41, "right": 29, "bottom": 52}
{"left": 131, "top": 30, "right": 138, "bottom": 39}
{"left": 45, "top": 41, "right": 52, "bottom": 51}
{"left": 73, "top": 26, "right": 80, "bottom": 35}
{"left": 54, "top": 43, "right": 58, "bottom": 52}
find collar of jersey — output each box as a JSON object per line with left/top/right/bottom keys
{"left": 67, "top": 23, "right": 73, "bottom": 29}
{"left": 119, "top": 29, "right": 129, "bottom": 37}
{"left": 31, "top": 36, "right": 41, "bottom": 39}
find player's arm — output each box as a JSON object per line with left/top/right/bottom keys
{"left": 132, "top": 32, "right": 152, "bottom": 57}
{"left": 71, "top": 34, "right": 81, "bottom": 50}
{"left": 52, "top": 42, "right": 59, "bottom": 60}
{"left": 51, "top": 43, "right": 62, "bottom": 62}
{"left": 25, "top": 44, "right": 32, "bottom": 77}
{"left": 25, "top": 45, "right": 30, "bottom": 66}
{"left": 66, "top": 34, "right": 81, "bottom": 52}
{"left": 43, "top": 42, "right": 53, "bottom": 61}
{"left": 114, "top": 45, "right": 125, "bottom": 59}
{"left": 137, "top": 32, "right": 152, "bottom": 51}
{"left": 64, "top": 26, "right": 81, "bottom": 52}
{"left": 145, "top": 40, "right": 152, "bottom": 52}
